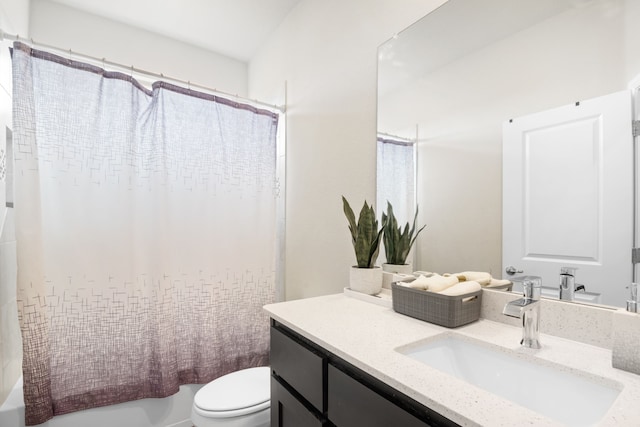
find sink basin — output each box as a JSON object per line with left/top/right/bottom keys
{"left": 398, "top": 334, "right": 621, "bottom": 426}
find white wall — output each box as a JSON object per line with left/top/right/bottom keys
{"left": 0, "top": 0, "right": 27, "bottom": 407}
{"left": 0, "top": 0, "right": 28, "bottom": 39}
{"left": 29, "top": 0, "right": 248, "bottom": 96}
{"left": 249, "top": 0, "right": 447, "bottom": 300}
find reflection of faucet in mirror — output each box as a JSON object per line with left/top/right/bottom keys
{"left": 503, "top": 276, "right": 541, "bottom": 349}
{"left": 627, "top": 283, "right": 639, "bottom": 313}
{"left": 559, "top": 267, "right": 585, "bottom": 302}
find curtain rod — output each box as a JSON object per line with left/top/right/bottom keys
{"left": 0, "top": 30, "right": 285, "bottom": 113}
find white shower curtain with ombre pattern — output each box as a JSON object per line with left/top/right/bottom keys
{"left": 12, "top": 42, "right": 279, "bottom": 426}
{"left": 376, "top": 137, "right": 415, "bottom": 227}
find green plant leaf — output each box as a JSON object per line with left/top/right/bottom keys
{"left": 381, "top": 201, "right": 426, "bottom": 265}
{"left": 342, "top": 196, "right": 357, "bottom": 245}
{"left": 342, "top": 197, "right": 385, "bottom": 268}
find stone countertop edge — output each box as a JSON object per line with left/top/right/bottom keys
{"left": 264, "top": 293, "right": 640, "bottom": 427}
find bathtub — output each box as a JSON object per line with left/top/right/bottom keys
{"left": 0, "top": 377, "right": 204, "bottom": 427}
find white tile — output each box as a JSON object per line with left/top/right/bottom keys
{"left": 3, "top": 357, "right": 20, "bottom": 392}
{"left": 0, "top": 304, "right": 9, "bottom": 369}
{"left": 0, "top": 209, "right": 15, "bottom": 244}
{"left": 0, "top": 40, "right": 12, "bottom": 97}
{"left": 0, "top": 302, "right": 20, "bottom": 369}
{"left": 0, "top": 351, "right": 5, "bottom": 406}
{"left": 6, "top": 300, "right": 21, "bottom": 364}
{"left": 0, "top": 241, "right": 17, "bottom": 305}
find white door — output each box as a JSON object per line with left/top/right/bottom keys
{"left": 503, "top": 90, "right": 633, "bottom": 307}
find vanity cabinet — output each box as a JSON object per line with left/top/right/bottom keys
{"left": 270, "top": 321, "right": 459, "bottom": 427}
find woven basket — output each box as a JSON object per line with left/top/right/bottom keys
{"left": 391, "top": 282, "right": 481, "bottom": 328}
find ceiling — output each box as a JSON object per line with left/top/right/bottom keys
{"left": 44, "top": 0, "right": 302, "bottom": 62}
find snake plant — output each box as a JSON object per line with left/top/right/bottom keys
{"left": 342, "top": 196, "right": 385, "bottom": 268}
{"left": 382, "top": 201, "right": 426, "bottom": 265}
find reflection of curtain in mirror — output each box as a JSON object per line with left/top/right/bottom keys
{"left": 376, "top": 136, "right": 416, "bottom": 229}
{"left": 12, "top": 42, "right": 279, "bottom": 425}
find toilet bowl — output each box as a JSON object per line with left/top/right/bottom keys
{"left": 191, "top": 366, "right": 271, "bottom": 427}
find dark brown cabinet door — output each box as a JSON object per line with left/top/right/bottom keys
{"left": 328, "top": 364, "right": 430, "bottom": 427}
{"left": 271, "top": 377, "right": 325, "bottom": 427}
{"left": 270, "top": 326, "right": 325, "bottom": 412}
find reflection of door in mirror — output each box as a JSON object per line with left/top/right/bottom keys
{"left": 503, "top": 90, "right": 633, "bottom": 307}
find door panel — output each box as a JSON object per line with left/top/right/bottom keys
{"left": 525, "top": 115, "right": 600, "bottom": 260}
{"left": 503, "top": 90, "right": 633, "bottom": 306}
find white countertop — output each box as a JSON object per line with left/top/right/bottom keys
{"left": 264, "top": 293, "right": 640, "bottom": 427}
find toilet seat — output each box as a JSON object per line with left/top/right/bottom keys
{"left": 193, "top": 366, "right": 270, "bottom": 419}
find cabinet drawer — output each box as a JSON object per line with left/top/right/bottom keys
{"left": 270, "top": 326, "right": 325, "bottom": 411}
{"left": 328, "top": 364, "right": 429, "bottom": 427}
{"left": 271, "top": 377, "right": 325, "bottom": 427}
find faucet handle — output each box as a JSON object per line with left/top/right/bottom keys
{"left": 560, "top": 266, "right": 577, "bottom": 276}
{"left": 522, "top": 276, "right": 542, "bottom": 301}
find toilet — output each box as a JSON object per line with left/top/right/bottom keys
{"left": 191, "top": 366, "right": 271, "bottom": 427}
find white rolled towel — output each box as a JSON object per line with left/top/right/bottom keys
{"left": 456, "top": 271, "right": 492, "bottom": 286}
{"left": 438, "top": 280, "right": 482, "bottom": 296}
{"left": 405, "top": 274, "right": 431, "bottom": 290}
{"left": 423, "top": 274, "right": 459, "bottom": 292}
{"left": 394, "top": 273, "right": 415, "bottom": 282}
{"left": 485, "top": 278, "right": 512, "bottom": 288}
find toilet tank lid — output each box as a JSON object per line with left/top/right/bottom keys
{"left": 194, "top": 366, "right": 270, "bottom": 412}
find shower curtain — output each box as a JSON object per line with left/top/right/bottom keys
{"left": 12, "top": 42, "right": 279, "bottom": 425}
{"left": 377, "top": 137, "right": 415, "bottom": 223}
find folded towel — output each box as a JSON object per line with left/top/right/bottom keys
{"left": 423, "top": 274, "right": 459, "bottom": 292}
{"left": 443, "top": 273, "right": 468, "bottom": 282}
{"left": 438, "top": 280, "right": 481, "bottom": 296}
{"left": 485, "top": 278, "right": 512, "bottom": 288}
{"left": 455, "top": 271, "right": 492, "bottom": 286}
{"left": 405, "top": 274, "right": 431, "bottom": 290}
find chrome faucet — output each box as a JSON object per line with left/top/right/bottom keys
{"left": 559, "top": 267, "right": 585, "bottom": 301}
{"left": 503, "top": 276, "right": 541, "bottom": 349}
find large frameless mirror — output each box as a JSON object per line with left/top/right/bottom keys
{"left": 377, "top": 0, "right": 640, "bottom": 307}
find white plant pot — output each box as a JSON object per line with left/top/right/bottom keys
{"left": 382, "top": 263, "right": 413, "bottom": 275}
{"left": 349, "top": 266, "right": 383, "bottom": 295}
